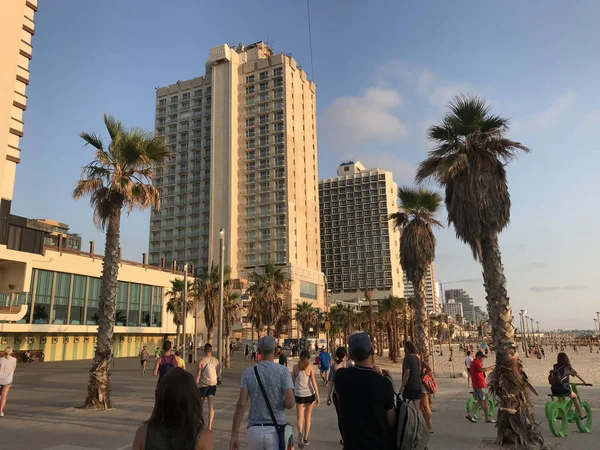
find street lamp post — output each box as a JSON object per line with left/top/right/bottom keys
{"left": 217, "top": 229, "right": 225, "bottom": 376}
{"left": 182, "top": 263, "right": 188, "bottom": 362}
{"left": 530, "top": 317, "right": 536, "bottom": 348}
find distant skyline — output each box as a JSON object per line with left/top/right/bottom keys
{"left": 15, "top": 1, "right": 600, "bottom": 329}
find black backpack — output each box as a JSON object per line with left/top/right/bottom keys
{"left": 548, "top": 365, "right": 563, "bottom": 386}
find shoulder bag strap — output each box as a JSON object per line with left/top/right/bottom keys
{"left": 254, "top": 365, "right": 280, "bottom": 428}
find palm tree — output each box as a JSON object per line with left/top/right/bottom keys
{"left": 73, "top": 114, "right": 170, "bottom": 409}
{"left": 417, "top": 95, "right": 541, "bottom": 447}
{"left": 196, "top": 264, "right": 232, "bottom": 344}
{"left": 222, "top": 291, "right": 240, "bottom": 368}
{"left": 329, "top": 303, "right": 348, "bottom": 347}
{"left": 247, "top": 262, "right": 291, "bottom": 335}
{"left": 165, "top": 279, "right": 195, "bottom": 349}
{"left": 365, "top": 289, "right": 375, "bottom": 342}
{"left": 274, "top": 306, "right": 292, "bottom": 341}
{"left": 296, "top": 301, "right": 319, "bottom": 344}
{"left": 390, "top": 187, "right": 442, "bottom": 363}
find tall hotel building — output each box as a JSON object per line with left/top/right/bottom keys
{"left": 403, "top": 264, "right": 439, "bottom": 314}
{"left": 319, "top": 162, "right": 403, "bottom": 301}
{"left": 149, "top": 42, "right": 324, "bottom": 335}
{"left": 0, "top": 0, "right": 36, "bottom": 223}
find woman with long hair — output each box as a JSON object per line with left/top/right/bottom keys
{"left": 133, "top": 368, "right": 213, "bottom": 450}
{"left": 417, "top": 350, "right": 434, "bottom": 433}
{"left": 400, "top": 341, "right": 422, "bottom": 410}
{"left": 292, "top": 350, "right": 320, "bottom": 448}
{"left": 326, "top": 347, "right": 347, "bottom": 445}
{"left": 550, "top": 352, "right": 589, "bottom": 419}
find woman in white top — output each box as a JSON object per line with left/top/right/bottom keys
{"left": 292, "top": 350, "right": 320, "bottom": 449}
{"left": 0, "top": 347, "right": 17, "bottom": 417}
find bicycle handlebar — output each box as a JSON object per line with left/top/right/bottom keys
{"left": 571, "top": 383, "right": 593, "bottom": 387}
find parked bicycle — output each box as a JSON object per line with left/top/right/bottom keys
{"left": 465, "top": 391, "right": 496, "bottom": 419}
{"left": 545, "top": 383, "right": 593, "bottom": 437}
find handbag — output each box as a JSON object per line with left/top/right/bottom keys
{"left": 422, "top": 372, "right": 438, "bottom": 395}
{"left": 254, "top": 366, "right": 294, "bottom": 450}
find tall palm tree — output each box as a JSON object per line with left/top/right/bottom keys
{"left": 222, "top": 291, "right": 240, "bottom": 368}
{"left": 390, "top": 188, "right": 442, "bottom": 363}
{"left": 196, "top": 264, "right": 232, "bottom": 344}
{"left": 247, "top": 262, "right": 291, "bottom": 335}
{"left": 165, "top": 279, "right": 195, "bottom": 349}
{"left": 365, "top": 289, "right": 375, "bottom": 342}
{"left": 296, "top": 301, "right": 319, "bottom": 343}
{"left": 73, "top": 114, "right": 170, "bottom": 409}
{"left": 329, "top": 303, "right": 348, "bottom": 347}
{"left": 417, "top": 95, "right": 541, "bottom": 447}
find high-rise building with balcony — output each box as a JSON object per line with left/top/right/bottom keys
{"left": 403, "top": 264, "right": 439, "bottom": 313}
{"left": 319, "top": 162, "right": 403, "bottom": 301}
{"left": 0, "top": 0, "right": 37, "bottom": 235}
{"left": 442, "top": 299, "right": 464, "bottom": 320}
{"left": 149, "top": 42, "right": 324, "bottom": 336}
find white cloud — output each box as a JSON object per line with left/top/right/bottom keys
{"left": 579, "top": 109, "right": 600, "bottom": 132}
{"left": 533, "top": 91, "right": 577, "bottom": 129}
{"left": 357, "top": 153, "right": 417, "bottom": 184}
{"left": 321, "top": 87, "right": 408, "bottom": 150}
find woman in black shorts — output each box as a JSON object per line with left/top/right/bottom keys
{"left": 292, "top": 350, "right": 320, "bottom": 448}
{"left": 401, "top": 341, "right": 422, "bottom": 410}
{"left": 550, "top": 352, "right": 589, "bottom": 419}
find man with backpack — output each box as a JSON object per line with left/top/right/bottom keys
{"left": 466, "top": 351, "right": 496, "bottom": 423}
{"left": 196, "top": 343, "right": 220, "bottom": 430}
{"left": 153, "top": 340, "right": 178, "bottom": 389}
{"left": 334, "top": 332, "right": 396, "bottom": 450}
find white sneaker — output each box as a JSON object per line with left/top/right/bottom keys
{"left": 0, "top": 412, "right": 4, "bottom": 417}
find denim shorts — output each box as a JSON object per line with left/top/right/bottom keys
{"left": 473, "top": 388, "right": 488, "bottom": 401}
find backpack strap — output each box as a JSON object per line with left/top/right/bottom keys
{"left": 254, "top": 365, "right": 280, "bottom": 428}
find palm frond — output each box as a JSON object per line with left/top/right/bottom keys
{"left": 79, "top": 131, "right": 104, "bottom": 151}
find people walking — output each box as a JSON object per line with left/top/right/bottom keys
{"left": 153, "top": 341, "right": 178, "bottom": 390}
{"left": 132, "top": 367, "right": 213, "bottom": 450}
{"left": 326, "top": 347, "right": 347, "bottom": 445}
{"left": 244, "top": 344, "right": 250, "bottom": 362}
{"left": 251, "top": 342, "right": 257, "bottom": 362}
{"left": 464, "top": 351, "right": 473, "bottom": 386}
{"left": 154, "top": 346, "right": 161, "bottom": 360}
{"left": 318, "top": 347, "right": 331, "bottom": 386}
{"left": 417, "top": 350, "right": 434, "bottom": 433}
{"left": 275, "top": 345, "right": 288, "bottom": 367}
{"left": 549, "top": 352, "right": 589, "bottom": 419}
{"left": 292, "top": 350, "right": 320, "bottom": 448}
{"left": 175, "top": 350, "right": 186, "bottom": 371}
{"left": 196, "top": 344, "right": 220, "bottom": 431}
{"left": 139, "top": 345, "right": 149, "bottom": 376}
{"left": 400, "top": 341, "right": 422, "bottom": 411}
{"left": 229, "top": 335, "right": 295, "bottom": 450}
{"left": 334, "top": 332, "right": 396, "bottom": 450}
{"left": 466, "top": 351, "right": 496, "bottom": 423}
{"left": 0, "top": 347, "right": 17, "bottom": 417}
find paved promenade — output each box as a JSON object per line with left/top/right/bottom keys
{"left": 2, "top": 354, "right": 598, "bottom": 450}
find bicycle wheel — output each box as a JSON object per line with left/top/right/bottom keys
{"left": 466, "top": 398, "right": 478, "bottom": 418}
{"left": 487, "top": 398, "right": 496, "bottom": 417}
{"left": 575, "top": 402, "right": 592, "bottom": 434}
{"left": 547, "top": 403, "right": 568, "bottom": 437}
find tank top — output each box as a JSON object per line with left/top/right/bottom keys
{"left": 294, "top": 368, "right": 314, "bottom": 397}
{"left": 145, "top": 423, "right": 199, "bottom": 450}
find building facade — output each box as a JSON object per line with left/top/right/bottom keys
{"left": 149, "top": 42, "right": 324, "bottom": 337}
{"left": 0, "top": 0, "right": 37, "bottom": 243}
{"left": 403, "top": 264, "right": 439, "bottom": 313}
{"left": 319, "top": 162, "right": 403, "bottom": 302}
{"left": 442, "top": 299, "right": 464, "bottom": 319}
{"left": 30, "top": 219, "right": 82, "bottom": 250}
{"left": 445, "top": 288, "right": 475, "bottom": 323}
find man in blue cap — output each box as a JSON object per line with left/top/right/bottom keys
{"left": 334, "top": 332, "right": 396, "bottom": 449}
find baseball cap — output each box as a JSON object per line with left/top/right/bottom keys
{"left": 348, "top": 331, "right": 372, "bottom": 356}
{"left": 475, "top": 351, "right": 486, "bottom": 358}
{"left": 258, "top": 335, "right": 277, "bottom": 353}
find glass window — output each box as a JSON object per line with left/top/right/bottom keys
{"left": 116, "top": 281, "right": 128, "bottom": 326}
{"left": 128, "top": 283, "right": 140, "bottom": 326}
{"left": 86, "top": 277, "right": 101, "bottom": 325}
{"left": 152, "top": 287, "right": 163, "bottom": 327}
{"left": 52, "top": 272, "right": 70, "bottom": 324}
{"left": 300, "top": 281, "right": 317, "bottom": 299}
{"left": 32, "top": 270, "right": 53, "bottom": 324}
{"left": 70, "top": 275, "right": 86, "bottom": 325}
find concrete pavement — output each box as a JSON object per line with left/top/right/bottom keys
{"left": 2, "top": 354, "right": 599, "bottom": 450}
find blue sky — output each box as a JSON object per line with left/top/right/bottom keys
{"left": 16, "top": 1, "right": 600, "bottom": 329}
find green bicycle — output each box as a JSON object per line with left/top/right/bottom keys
{"left": 465, "top": 391, "right": 496, "bottom": 419}
{"left": 545, "top": 383, "right": 593, "bottom": 437}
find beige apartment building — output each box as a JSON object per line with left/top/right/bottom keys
{"left": 150, "top": 42, "right": 324, "bottom": 337}
{"left": 0, "top": 0, "right": 36, "bottom": 222}
{"left": 403, "top": 263, "right": 439, "bottom": 314}
{"left": 319, "top": 162, "right": 404, "bottom": 302}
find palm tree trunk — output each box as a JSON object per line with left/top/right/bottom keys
{"left": 414, "top": 278, "right": 430, "bottom": 364}
{"left": 207, "top": 328, "right": 213, "bottom": 345}
{"left": 84, "top": 206, "right": 120, "bottom": 409}
{"left": 225, "top": 331, "right": 231, "bottom": 369}
{"left": 403, "top": 304, "right": 409, "bottom": 346}
{"left": 482, "top": 233, "right": 543, "bottom": 447}
{"left": 175, "top": 323, "right": 181, "bottom": 349}
{"left": 386, "top": 322, "right": 395, "bottom": 362}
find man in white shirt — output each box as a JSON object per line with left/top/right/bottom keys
{"left": 464, "top": 351, "right": 473, "bottom": 386}
{"left": 0, "top": 347, "right": 17, "bottom": 417}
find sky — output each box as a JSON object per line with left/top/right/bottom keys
{"left": 14, "top": 1, "right": 600, "bottom": 330}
